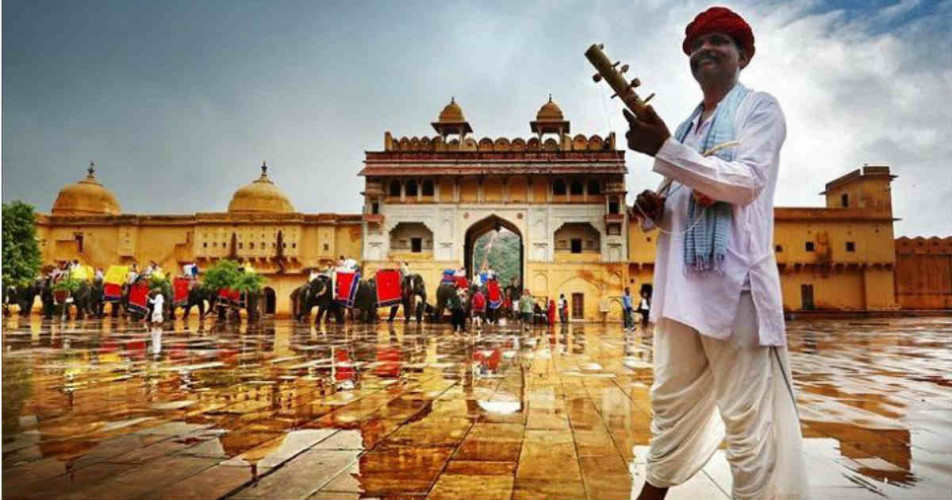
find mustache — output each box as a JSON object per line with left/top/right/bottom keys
{"left": 691, "top": 53, "right": 720, "bottom": 70}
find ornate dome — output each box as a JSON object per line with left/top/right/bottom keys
{"left": 228, "top": 162, "right": 295, "bottom": 214}
{"left": 438, "top": 97, "right": 466, "bottom": 123}
{"left": 536, "top": 94, "right": 564, "bottom": 121}
{"left": 51, "top": 162, "right": 122, "bottom": 216}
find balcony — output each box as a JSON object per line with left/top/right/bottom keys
{"left": 604, "top": 213, "right": 625, "bottom": 224}
{"left": 364, "top": 213, "right": 385, "bottom": 224}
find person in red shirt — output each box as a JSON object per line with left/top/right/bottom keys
{"left": 547, "top": 298, "right": 556, "bottom": 326}
{"left": 471, "top": 288, "right": 487, "bottom": 332}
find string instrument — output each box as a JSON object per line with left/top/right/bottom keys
{"left": 584, "top": 43, "right": 656, "bottom": 125}
{"left": 585, "top": 43, "right": 672, "bottom": 218}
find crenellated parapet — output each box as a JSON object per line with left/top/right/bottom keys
{"left": 384, "top": 96, "right": 617, "bottom": 153}
{"left": 384, "top": 131, "right": 616, "bottom": 153}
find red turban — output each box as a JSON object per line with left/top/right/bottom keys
{"left": 682, "top": 6, "right": 755, "bottom": 60}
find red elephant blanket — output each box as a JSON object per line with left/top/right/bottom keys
{"left": 335, "top": 270, "right": 360, "bottom": 307}
{"left": 173, "top": 278, "right": 190, "bottom": 306}
{"left": 376, "top": 269, "right": 402, "bottom": 308}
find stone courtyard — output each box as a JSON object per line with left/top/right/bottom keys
{"left": 2, "top": 315, "right": 951, "bottom": 500}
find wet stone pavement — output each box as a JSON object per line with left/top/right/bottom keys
{"left": 2, "top": 315, "right": 951, "bottom": 500}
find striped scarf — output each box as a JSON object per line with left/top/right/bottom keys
{"left": 674, "top": 83, "right": 750, "bottom": 273}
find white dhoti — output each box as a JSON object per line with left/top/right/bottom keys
{"left": 646, "top": 292, "right": 808, "bottom": 500}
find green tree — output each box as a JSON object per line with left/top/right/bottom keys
{"left": 2, "top": 201, "right": 42, "bottom": 289}
{"left": 202, "top": 260, "right": 266, "bottom": 293}
{"left": 202, "top": 259, "right": 243, "bottom": 291}
{"left": 232, "top": 271, "right": 266, "bottom": 294}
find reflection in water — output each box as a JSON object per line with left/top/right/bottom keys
{"left": 1, "top": 315, "right": 951, "bottom": 499}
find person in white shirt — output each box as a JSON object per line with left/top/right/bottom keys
{"left": 623, "top": 7, "right": 807, "bottom": 500}
{"left": 149, "top": 289, "right": 165, "bottom": 324}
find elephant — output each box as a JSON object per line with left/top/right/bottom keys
{"left": 433, "top": 282, "right": 458, "bottom": 322}
{"left": 168, "top": 283, "right": 215, "bottom": 321}
{"left": 56, "top": 280, "right": 95, "bottom": 320}
{"left": 291, "top": 275, "right": 343, "bottom": 325}
{"left": 86, "top": 278, "right": 105, "bottom": 318}
{"left": 387, "top": 273, "right": 427, "bottom": 324}
{"left": 5, "top": 279, "right": 43, "bottom": 317}
{"left": 434, "top": 280, "right": 481, "bottom": 322}
{"left": 353, "top": 278, "right": 379, "bottom": 323}
{"left": 213, "top": 289, "right": 261, "bottom": 324}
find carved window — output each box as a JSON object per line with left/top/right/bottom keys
{"left": 406, "top": 180, "right": 418, "bottom": 197}
{"left": 805, "top": 242, "right": 815, "bottom": 252}
{"left": 389, "top": 180, "right": 401, "bottom": 197}
{"left": 588, "top": 180, "right": 601, "bottom": 195}
{"left": 422, "top": 180, "right": 434, "bottom": 196}
{"left": 553, "top": 179, "right": 567, "bottom": 196}
{"left": 570, "top": 181, "right": 584, "bottom": 196}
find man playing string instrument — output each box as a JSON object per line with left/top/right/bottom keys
{"left": 623, "top": 7, "right": 808, "bottom": 500}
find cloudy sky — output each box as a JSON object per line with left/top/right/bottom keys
{"left": 3, "top": 0, "right": 950, "bottom": 236}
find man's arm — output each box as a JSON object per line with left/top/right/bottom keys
{"left": 652, "top": 95, "right": 785, "bottom": 206}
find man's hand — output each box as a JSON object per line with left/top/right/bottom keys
{"left": 634, "top": 189, "right": 666, "bottom": 222}
{"left": 623, "top": 105, "right": 671, "bottom": 157}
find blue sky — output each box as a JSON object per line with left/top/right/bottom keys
{"left": 3, "top": 0, "right": 950, "bottom": 236}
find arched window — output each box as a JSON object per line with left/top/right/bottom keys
{"left": 389, "top": 180, "right": 401, "bottom": 197}
{"left": 406, "top": 180, "right": 418, "bottom": 197}
{"left": 570, "top": 180, "right": 584, "bottom": 196}
{"left": 553, "top": 179, "right": 567, "bottom": 196}
{"left": 422, "top": 179, "right": 435, "bottom": 196}
{"left": 588, "top": 180, "right": 601, "bottom": 195}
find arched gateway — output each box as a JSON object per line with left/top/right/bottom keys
{"left": 358, "top": 97, "right": 630, "bottom": 321}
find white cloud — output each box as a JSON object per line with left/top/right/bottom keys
{"left": 602, "top": 0, "right": 952, "bottom": 237}
{"left": 4, "top": 0, "right": 949, "bottom": 237}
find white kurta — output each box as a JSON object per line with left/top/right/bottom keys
{"left": 646, "top": 89, "right": 787, "bottom": 346}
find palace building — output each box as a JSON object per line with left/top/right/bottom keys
{"left": 36, "top": 163, "right": 361, "bottom": 316}
{"left": 34, "top": 98, "right": 914, "bottom": 318}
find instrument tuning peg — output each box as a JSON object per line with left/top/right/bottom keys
{"left": 612, "top": 61, "right": 620, "bottom": 68}
{"left": 592, "top": 73, "right": 603, "bottom": 83}
{"left": 620, "top": 64, "right": 629, "bottom": 73}
{"left": 644, "top": 93, "right": 656, "bottom": 104}
{"left": 598, "top": 43, "right": 604, "bottom": 49}
{"left": 630, "top": 78, "right": 641, "bottom": 88}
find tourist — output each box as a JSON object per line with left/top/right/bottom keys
{"left": 519, "top": 290, "right": 533, "bottom": 330}
{"left": 624, "top": 7, "right": 807, "bottom": 498}
{"left": 547, "top": 298, "right": 556, "bottom": 326}
{"left": 471, "top": 287, "right": 486, "bottom": 332}
{"left": 400, "top": 261, "right": 410, "bottom": 276}
{"left": 448, "top": 288, "right": 466, "bottom": 333}
{"left": 622, "top": 287, "right": 634, "bottom": 331}
{"left": 638, "top": 292, "right": 651, "bottom": 328}
{"left": 94, "top": 268, "right": 104, "bottom": 281}
{"left": 558, "top": 293, "right": 568, "bottom": 323}
{"left": 308, "top": 267, "right": 321, "bottom": 283}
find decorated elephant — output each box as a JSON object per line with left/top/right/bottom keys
{"left": 291, "top": 275, "right": 343, "bottom": 324}
{"left": 433, "top": 282, "right": 458, "bottom": 322}
{"left": 213, "top": 289, "right": 261, "bottom": 324}
{"left": 169, "top": 283, "right": 216, "bottom": 321}
{"left": 353, "top": 278, "right": 379, "bottom": 323}
{"left": 387, "top": 273, "right": 427, "bottom": 324}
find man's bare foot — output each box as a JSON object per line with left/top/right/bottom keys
{"left": 636, "top": 481, "right": 669, "bottom": 500}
